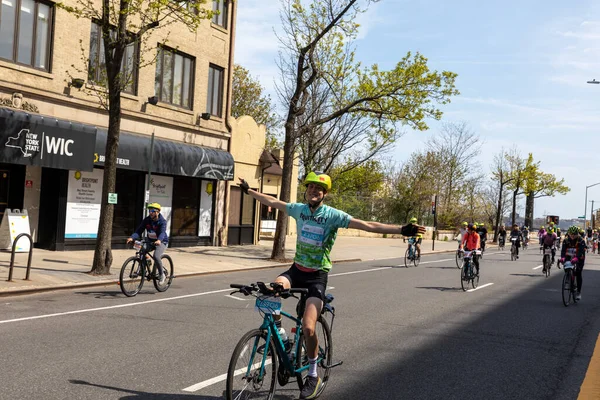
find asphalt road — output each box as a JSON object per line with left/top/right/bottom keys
{"left": 2, "top": 247, "right": 600, "bottom": 400}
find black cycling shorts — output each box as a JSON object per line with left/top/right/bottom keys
{"left": 279, "top": 263, "right": 328, "bottom": 302}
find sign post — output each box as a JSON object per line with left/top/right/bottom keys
{"left": 432, "top": 194, "right": 438, "bottom": 251}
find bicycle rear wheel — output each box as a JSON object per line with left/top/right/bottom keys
{"left": 413, "top": 253, "right": 420, "bottom": 267}
{"left": 471, "top": 267, "right": 479, "bottom": 289}
{"left": 119, "top": 257, "right": 144, "bottom": 297}
{"left": 153, "top": 254, "right": 174, "bottom": 292}
{"left": 295, "top": 317, "right": 332, "bottom": 398}
{"left": 562, "top": 271, "right": 573, "bottom": 307}
{"left": 226, "top": 329, "right": 277, "bottom": 400}
{"left": 543, "top": 255, "right": 550, "bottom": 278}
{"left": 510, "top": 246, "right": 516, "bottom": 261}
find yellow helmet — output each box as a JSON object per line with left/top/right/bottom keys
{"left": 303, "top": 172, "right": 332, "bottom": 191}
{"left": 147, "top": 202, "right": 161, "bottom": 211}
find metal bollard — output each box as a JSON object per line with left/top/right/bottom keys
{"left": 7, "top": 233, "right": 33, "bottom": 282}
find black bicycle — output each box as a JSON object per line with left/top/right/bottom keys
{"left": 510, "top": 238, "right": 518, "bottom": 261}
{"left": 119, "top": 238, "right": 174, "bottom": 297}
{"left": 460, "top": 250, "right": 479, "bottom": 291}
{"left": 542, "top": 246, "right": 553, "bottom": 278}
{"left": 226, "top": 282, "right": 340, "bottom": 400}
{"left": 561, "top": 260, "right": 579, "bottom": 307}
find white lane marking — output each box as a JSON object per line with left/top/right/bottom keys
{"left": 0, "top": 288, "right": 233, "bottom": 325}
{"left": 467, "top": 283, "right": 494, "bottom": 292}
{"left": 183, "top": 359, "right": 273, "bottom": 392}
{"left": 330, "top": 258, "right": 455, "bottom": 277}
{"left": 533, "top": 265, "right": 543, "bottom": 270}
{"left": 225, "top": 294, "right": 247, "bottom": 301}
{"left": 543, "top": 289, "right": 559, "bottom": 292}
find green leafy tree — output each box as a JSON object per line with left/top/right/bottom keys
{"left": 523, "top": 161, "right": 570, "bottom": 227}
{"left": 232, "top": 64, "right": 281, "bottom": 149}
{"left": 325, "top": 160, "right": 385, "bottom": 220}
{"left": 60, "top": 0, "right": 213, "bottom": 274}
{"left": 270, "top": 0, "right": 459, "bottom": 259}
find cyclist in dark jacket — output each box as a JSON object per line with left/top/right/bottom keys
{"left": 510, "top": 224, "right": 523, "bottom": 258}
{"left": 127, "top": 202, "right": 169, "bottom": 284}
{"left": 560, "top": 226, "right": 587, "bottom": 301}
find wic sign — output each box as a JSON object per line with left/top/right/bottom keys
{"left": 0, "top": 109, "right": 97, "bottom": 171}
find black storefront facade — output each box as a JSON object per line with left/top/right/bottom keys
{"left": 0, "top": 108, "right": 234, "bottom": 251}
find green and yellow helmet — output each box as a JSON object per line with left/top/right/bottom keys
{"left": 303, "top": 172, "right": 332, "bottom": 191}
{"left": 147, "top": 202, "right": 161, "bottom": 211}
{"left": 567, "top": 226, "right": 579, "bottom": 235}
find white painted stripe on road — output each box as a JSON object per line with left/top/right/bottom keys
{"left": 467, "top": 283, "right": 494, "bottom": 292}
{"left": 183, "top": 359, "right": 272, "bottom": 392}
{"left": 533, "top": 265, "right": 543, "bottom": 270}
{"left": 225, "top": 294, "right": 247, "bottom": 301}
{"left": 330, "top": 258, "right": 455, "bottom": 277}
{"left": 0, "top": 288, "right": 233, "bottom": 325}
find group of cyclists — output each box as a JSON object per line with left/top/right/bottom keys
{"left": 453, "top": 220, "right": 588, "bottom": 301}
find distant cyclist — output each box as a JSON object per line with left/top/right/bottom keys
{"left": 498, "top": 225, "right": 507, "bottom": 248}
{"left": 538, "top": 225, "right": 546, "bottom": 249}
{"left": 460, "top": 223, "right": 481, "bottom": 275}
{"left": 560, "top": 226, "right": 587, "bottom": 301}
{"left": 127, "top": 203, "right": 169, "bottom": 285}
{"left": 541, "top": 227, "right": 557, "bottom": 264}
{"left": 408, "top": 217, "right": 423, "bottom": 259}
{"left": 521, "top": 226, "right": 530, "bottom": 249}
{"left": 510, "top": 224, "right": 523, "bottom": 259}
{"left": 476, "top": 223, "right": 488, "bottom": 255}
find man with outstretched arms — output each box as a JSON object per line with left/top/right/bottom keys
{"left": 238, "top": 172, "right": 425, "bottom": 399}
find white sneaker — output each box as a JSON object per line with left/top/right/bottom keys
{"left": 576, "top": 292, "right": 581, "bottom": 301}
{"left": 159, "top": 274, "right": 166, "bottom": 285}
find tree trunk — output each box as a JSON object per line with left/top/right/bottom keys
{"left": 90, "top": 86, "right": 120, "bottom": 274}
{"left": 524, "top": 192, "right": 534, "bottom": 228}
{"left": 511, "top": 189, "right": 518, "bottom": 227}
{"left": 494, "top": 182, "right": 504, "bottom": 242}
{"left": 271, "top": 125, "right": 295, "bottom": 260}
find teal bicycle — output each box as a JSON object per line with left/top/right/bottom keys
{"left": 226, "top": 282, "right": 340, "bottom": 400}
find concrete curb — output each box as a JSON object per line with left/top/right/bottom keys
{"left": 0, "top": 246, "right": 491, "bottom": 297}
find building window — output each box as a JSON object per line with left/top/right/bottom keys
{"left": 212, "top": 0, "right": 228, "bottom": 29}
{"left": 88, "top": 22, "right": 138, "bottom": 94}
{"left": 0, "top": 0, "right": 52, "bottom": 71}
{"left": 207, "top": 64, "right": 224, "bottom": 117}
{"left": 154, "top": 46, "right": 194, "bottom": 109}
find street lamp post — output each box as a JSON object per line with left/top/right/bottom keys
{"left": 584, "top": 183, "right": 600, "bottom": 229}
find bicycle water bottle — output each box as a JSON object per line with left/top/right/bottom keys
{"left": 278, "top": 327, "right": 290, "bottom": 352}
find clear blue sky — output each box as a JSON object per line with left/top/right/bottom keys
{"left": 234, "top": 0, "right": 600, "bottom": 220}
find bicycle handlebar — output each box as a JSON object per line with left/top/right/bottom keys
{"left": 230, "top": 282, "right": 308, "bottom": 298}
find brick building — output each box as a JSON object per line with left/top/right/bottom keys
{"left": 0, "top": 0, "right": 239, "bottom": 250}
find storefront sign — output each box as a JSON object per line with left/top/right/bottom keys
{"left": 0, "top": 108, "right": 97, "bottom": 171}
{"left": 65, "top": 169, "right": 103, "bottom": 238}
{"left": 145, "top": 175, "right": 173, "bottom": 236}
{"left": 25, "top": 180, "right": 33, "bottom": 188}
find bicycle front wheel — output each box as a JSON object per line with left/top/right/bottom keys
{"left": 153, "top": 254, "right": 174, "bottom": 292}
{"left": 455, "top": 251, "right": 463, "bottom": 268}
{"left": 226, "top": 329, "right": 277, "bottom": 400}
{"left": 295, "top": 316, "right": 332, "bottom": 397}
{"left": 404, "top": 248, "right": 411, "bottom": 268}
{"left": 562, "top": 271, "right": 572, "bottom": 307}
{"left": 543, "top": 255, "right": 550, "bottom": 278}
{"left": 119, "top": 257, "right": 144, "bottom": 297}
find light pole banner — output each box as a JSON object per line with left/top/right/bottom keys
{"left": 65, "top": 169, "right": 103, "bottom": 238}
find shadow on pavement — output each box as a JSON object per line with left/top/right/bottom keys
{"left": 415, "top": 286, "right": 461, "bottom": 292}
{"left": 510, "top": 273, "right": 545, "bottom": 278}
{"left": 69, "top": 379, "right": 297, "bottom": 399}
{"left": 326, "top": 269, "right": 600, "bottom": 400}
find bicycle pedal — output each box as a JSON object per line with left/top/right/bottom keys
{"left": 323, "top": 360, "right": 343, "bottom": 369}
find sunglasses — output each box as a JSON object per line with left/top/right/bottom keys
{"left": 149, "top": 209, "right": 159, "bottom": 213}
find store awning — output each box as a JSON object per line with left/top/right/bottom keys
{"left": 0, "top": 108, "right": 97, "bottom": 171}
{"left": 94, "top": 129, "right": 234, "bottom": 180}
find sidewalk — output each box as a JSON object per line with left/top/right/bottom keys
{"left": 0, "top": 236, "right": 460, "bottom": 296}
